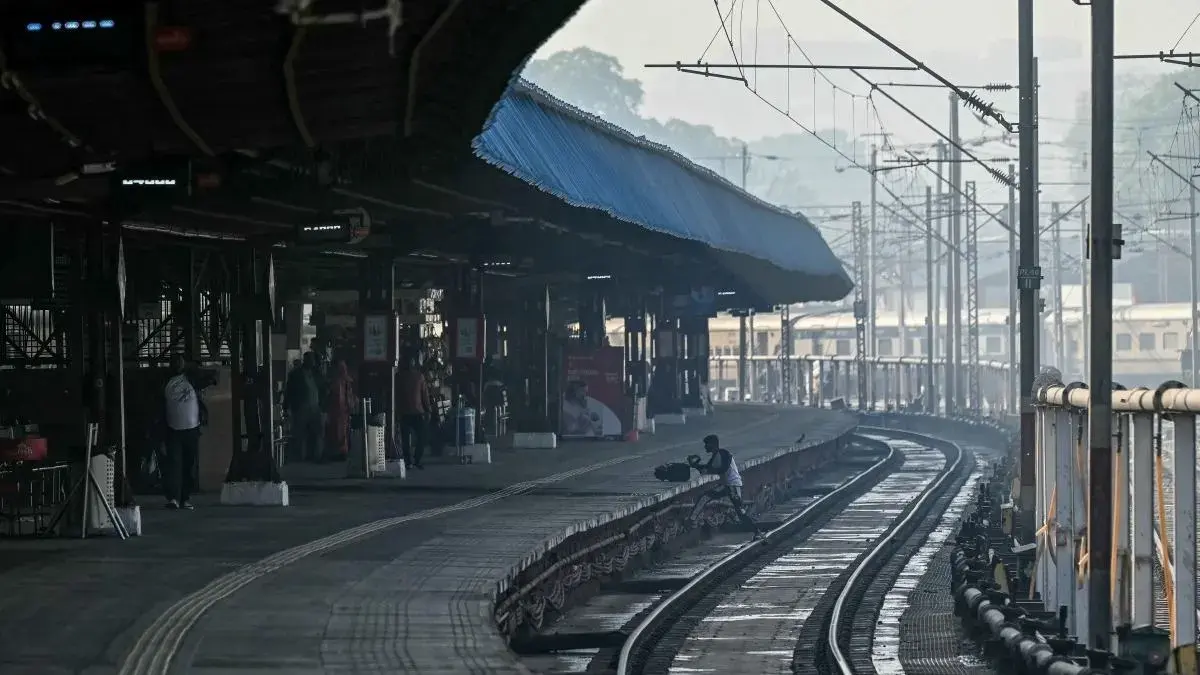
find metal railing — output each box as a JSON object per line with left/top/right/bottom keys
{"left": 1033, "top": 381, "right": 1198, "bottom": 665}
{"left": 710, "top": 354, "right": 1013, "bottom": 417}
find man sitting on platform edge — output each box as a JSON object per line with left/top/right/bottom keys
{"left": 687, "top": 433, "right": 764, "bottom": 541}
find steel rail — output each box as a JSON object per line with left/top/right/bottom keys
{"left": 615, "top": 435, "right": 898, "bottom": 675}
{"left": 827, "top": 430, "right": 965, "bottom": 674}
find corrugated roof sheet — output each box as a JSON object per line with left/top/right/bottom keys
{"left": 472, "top": 80, "right": 852, "bottom": 287}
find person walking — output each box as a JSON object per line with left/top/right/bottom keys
{"left": 285, "top": 352, "right": 324, "bottom": 462}
{"left": 163, "top": 354, "right": 201, "bottom": 510}
{"left": 324, "top": 360, "right": 356, "bottom": 461}
{"left": 395, "top": 356, "right": 431, "bottom": 470}
{"left": 687, "top": 434, "right": 764, "bottom": 540}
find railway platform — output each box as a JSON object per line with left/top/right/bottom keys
{"left": 0, "top": 404, "right": 853, "bottom": 675}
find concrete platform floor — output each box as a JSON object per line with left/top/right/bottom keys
{"left": 0, "top": 405, "right": 854, "bottom": 675}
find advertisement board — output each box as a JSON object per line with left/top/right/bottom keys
{"left": 560, "top": 346, "right": 633, "bottom": 440}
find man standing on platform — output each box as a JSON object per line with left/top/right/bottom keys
{"left": 395, "top": 355, "right": 431, "bottom": 470}
{"left": 163, "top": 354, "right": 201, "bottom": 510}
{"left": 285, "top": 352, "right": 324, "bottom": 462}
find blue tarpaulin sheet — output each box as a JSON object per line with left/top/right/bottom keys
{"left": 472, "top": 81, "right": 852, "bottom": 292}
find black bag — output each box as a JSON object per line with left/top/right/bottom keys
{"left": 654, "top": 462, "right": 693, "bottom": 483}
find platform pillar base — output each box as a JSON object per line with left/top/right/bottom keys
{"left": 512, "top": 432, "right": 557, "bottom": 449}
{"left": 220, "top": 481, "right": 290, "bottom": 506}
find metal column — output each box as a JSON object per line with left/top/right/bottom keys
{"left": 1086, "top": 0, "right": 1115, "bottom": 652}
{"left": 1081, "top": 201, "right": 1090, "bottom": 377}
{"left": 1191, "top": 179, "right": 1198, "bottom": 386}
{"left": 1129, "top": 414, "right": 1154, "bottom": 628}
{"left": 780, "top": 304, "right": 793, "bottom": 404}
{"left": 852, "top": 201, "right": 868, "bottom": 409}
{"left": 949, "top": 97, "right": 964, "bottom": 413}
{"left": 1009, "top": 164, "right": 1019, "bottom": 412}
{"left": 1017, "top": 0, "right": 1042, "bottom": 540}
{"left": 1171, "top": 415, "right": 1197, "bottom": 660}
{"left": 925, "top": 186, "right": 936, "bottom": 413}
{"left": 868, "top": 145, "right": 878, "bottom": 361}
{"left": 737, "top": 312, "right": 747, "bottom": 400}
{"left": 965, "top": 180, "right": 980, "bottom": 412}
{"left": 1051, "top": 201, "right": 1065, "bottom": 371}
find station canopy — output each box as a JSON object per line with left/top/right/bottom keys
{"left": 471, "top": 80, "right": 853, "bottom": 305}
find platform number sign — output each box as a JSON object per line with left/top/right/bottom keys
{"left": 1017, "top": 266, "right": 1042, "bottom": 291}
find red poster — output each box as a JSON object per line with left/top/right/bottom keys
{"left": 560, "top": 346, "right": 633, "bottom": 440}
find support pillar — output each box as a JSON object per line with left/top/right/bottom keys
{"left": 83, "top": 223, "right": 129, "bottom": 505}
{"left": 358, "top": 255, "right": 398, "bottom": 460}
{"left": 577, "top": 287, "right": 606, "bottom": 348}
{"left": 514, "top": 285, "right": 551, "bottom": 433}
{"left": 649, "top": 313, "right": 683, "bottom": 420}
{"left": 224, "top": 247, "right": 279, "bottom": 486}
{"left": 679, "top": 316, "right": 707, "bottom": 411}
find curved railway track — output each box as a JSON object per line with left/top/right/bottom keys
{"left": 615, "top": 428, "right": 976, "bottom": 675}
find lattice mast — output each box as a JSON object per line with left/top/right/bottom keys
{"left": 779, "top": 303, "right": 793, "bottom": 404}
{"left": 965, "top": 180, "right": 981, "bottom": 411}
{"left": 852, "top": 201, "right": 868, "bottom": 409}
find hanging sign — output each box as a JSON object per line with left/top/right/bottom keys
{"left": 453, "top": 317, "right": 484, "bottom": 362}
{"left": 362, "top": 314, "right": 389, "bottom": 363}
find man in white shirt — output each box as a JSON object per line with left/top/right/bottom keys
{"left": 163, "top": 354, "right": 201, "bottom": 510}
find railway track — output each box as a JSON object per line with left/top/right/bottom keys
{"left": 615, "top": 428, "right": 974, "bottom": 675}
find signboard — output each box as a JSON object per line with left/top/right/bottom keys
{"left": 294, "top": 208, "right": 372, "bottom": 246}
{"left": 1017, "top": 265, "right": 1042, "bottom": 291}
{"left": 453, "top": 317, "right": 483, "bottom": 361}
{"left": 560, "top": 346, "right": 633, "bottom": 440}
{"left": 670, "top": 286, "right": 716, "bottom": 317}
{"left": 362, "top": 314, "right": 389, "bottom": 363}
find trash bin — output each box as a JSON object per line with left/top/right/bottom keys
{"left": 454, "top": 400, "right": 476, "bottom": 448}
{"left": 367, "top": 412, "right": 387, "bottom": 473}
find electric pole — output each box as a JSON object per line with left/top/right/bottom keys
{"left": 965, "top": 180, "right": 981, "bottom": 413}
{"left": 1081, "top": 200, "right": 1089, "bottom": 379}
{"left": 748, "top": 309, "right": 756, "bottom": 400}
{"left": 1191, "top": 173, "right": 1198, "bottom": 386}
{"left": 1086, "top": 0, "right": 1115, "bottom": 653}
{"left": 1016, "top": 0, "right": 1040, "bottom": 543}
{"left": 1008, "top": 163, "right": 1018, "bottom": 410}
{"left": 899, "top": 234, "right": 910, "bottom": 357}
{"left": 852, "top": 201, "right": 868, "bottom": 409}
{"left": 1051, "top": 201, "right": 1065, "bottom": 370}
{"left": 925, "top": 185, "right": 936, "bottom": 413}
{"left": 934, "top": 142, "right": 944, "bottom": 409}
{"left": 738, "top": 142, "right": 750, "bottom": 401}
{"left": 868, "top": 144, "right": 879, "bottom": 408}
{"left": 949, "top": 93, "right": 964, "bottom": 413}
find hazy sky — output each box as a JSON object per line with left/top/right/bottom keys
{"left": 534, "top": 0, "right": 1200, "bottom": 206}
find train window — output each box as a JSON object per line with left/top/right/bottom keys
{"left": 1164, "top": 332, "right": 1180, "bottom": 350}
{"left": 836, "top": 339, "right": 851, "bottom": 356}
{"left": 1138, "top": 333, "right": 1155, "bottom": 351}
{"left": 1116, "top": 333, "right": 1132, "bottom": 351}
{"left": 907, "top": 338, "right": 920, "bottom": 354}
{"left": 877, "top": 338, "right": 893, "bottom": 356}
{"left": 985, "top": 336, "right": 1002, "bottom": 354}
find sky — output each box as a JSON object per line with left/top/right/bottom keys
{"left": 533, "top": 0, "right": 1200, "bottom": 208}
